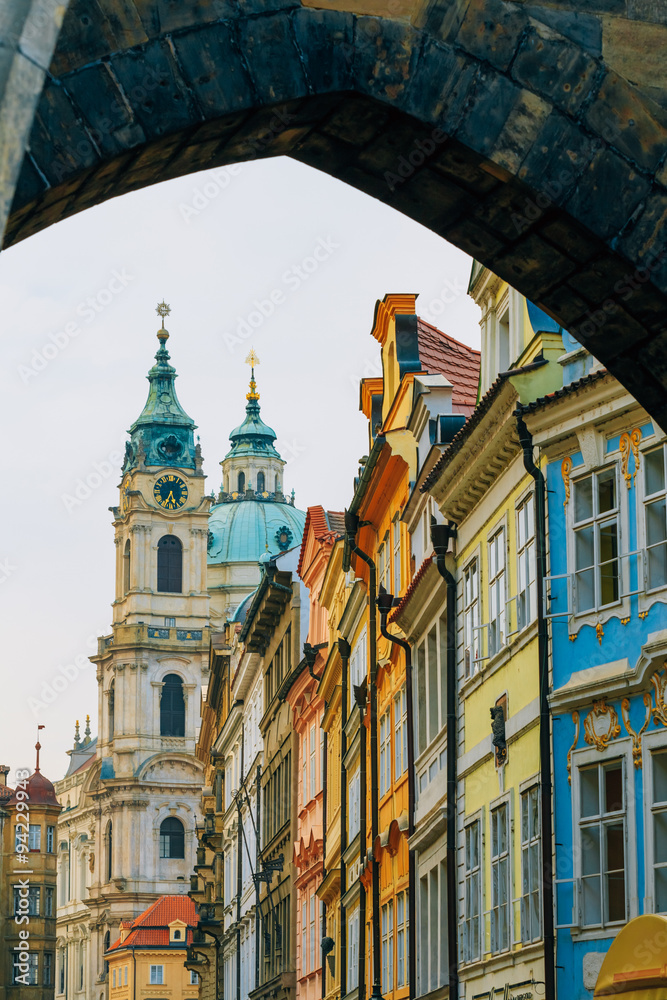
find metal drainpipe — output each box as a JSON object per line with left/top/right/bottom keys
{"left": 430, "top": 519, "right": 459, "bottom": 1000}
{"left": 377, "top": 587, "right": 416, "bottom": 1000}
{"left": 338, "top": 636, "right": 350, "bottom": 1000}
{"left": 255, "top": 764, "right": 261, "bottom": 991}
{"left": 345, "top": 511, "right": 382, "bottom": 1000}
{"left": 515, "top": 412, "right": 555, "bottom": 998}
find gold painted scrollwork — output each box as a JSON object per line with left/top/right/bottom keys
{"left": 583, "top": 699, "right": 621, "bottom": 751}
{"left": 650, "top": 666, "right": 667, "bottom": 727}
{"left": 567, "top": 711, "right": 580, "bottom": 785}
{"left": 620, "top": 427, "right": 642, "bottom": 489}
{"left": 621, "top": 693, "right": 651, "bottom": 769}
{"left": 561, "top": 456, "right": 573, "bottom": 509}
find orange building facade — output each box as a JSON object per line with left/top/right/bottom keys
{"left": 343, "top": 294, "right": 479, "bottom": 1000}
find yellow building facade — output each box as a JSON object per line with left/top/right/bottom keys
{"left": 422, "top": 267, "right": 564, "bottom": 998}
{"left": 105, "top": 894, "right": 200, "bottom": 1000}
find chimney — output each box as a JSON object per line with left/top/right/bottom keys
{"left": 0, "top": 766, "right": 10, "bottom": 787}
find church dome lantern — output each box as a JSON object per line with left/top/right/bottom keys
{"left": 208, "top": 350, "right": 306, "bottom": 567}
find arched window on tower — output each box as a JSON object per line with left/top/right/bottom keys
{"left": 224, "top": 474, "right": 229, "bottom": 493}
{"left": 275, "top": 475, "right": 281, "bottom": 493}
{"left": 238, "top": 471, "right": 245, "bottom": 493}
{"left": 159, "top": 817, "right": 185, "bottom": 859}
{"left": 105, "top": 822, "right": 112, "bottom": 883}
{"left": 157, "top": 535, "right": 182, "bottom": 593}
{"left": 123, "top": 539, "right": 131, "bottom": 594}
{"left": 160, "top": 674, "right": 185, "bottom": 737}
{"left": 257, "top": 471, "right": 265, "bottom": 493}
{"left": 108, "top": 681, "right": 114, "bottom": 740}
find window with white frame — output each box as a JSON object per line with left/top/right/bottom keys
{"left": 348, "top": 766, "right": 360, "bottom": 841}
{"left": 302, "top": 899, "right": 308, "bottom": 974}
{"left": 112, "top": 968, "right": 116, "bottom": 988}
{"left": 396, "top": 890, "right": 408, "bottom": 988}
{"left": 150, "top": 964, "right": 164, "bottom": 984}
{"left": 415, "top": 617, "right": 447, "bottom": 755}
{"left": 644, "top": 445, "right": 667, "bottom": 591}
{"left": 310, "top": 725, "right": 317, "bottom": 799}
{"left": 380, "top": 710, "right": 391, "bottom": 797}
{"left": 190, "top": 970, "right": 200, "bottom": 984}
{"left": 490, "top": 802, "right": 510, "bottom": 953}
{"left": 418, "top": 862, "right": 447, "bottom": 995}
{"left": 302, "top": 732, "right": 309, "bottom": 803}
{"left": 393, "top": 517, "right": 401, "bottom": 596}
{"left": 28, "top": 824, "right": 41, "bottom": 851}
{"left": 124, "top": 965, "right": 128, "bottom": 986}
{"left": 488, "top": 527, "right": 506, "bottom": 657}
{"left": 464, "top": 559, "right": 480, "bottom": 679}
{"left": 394, "top": 688, "right": 407, "bottom": 779}
{"left": 573, "top": 468, "right": 620, "bottom": 613}
{"left": 578, "top": 758, "right": 626, "bottom": 926}
{"left": 350, "top": 628, "right": 367, "bottom": 703}
{"left": 47, "top": 825, "right": 55, "bottom": 853}
{"left": 516, "top": 495, "right": 536, "bottom": 630}
{"left": 520, "top": 785, "right": 541, "bottom": 942}
{"left": 650, "top": 748, "right": 667, "bottom": 912}
{"left": 381, "top": 901, "right": 393, "bottom": 991}
{"left": 310, "top": 893, "right": 316, "bottom": 972}
{"left": 464, "top": 819, "right": 482, "bottom": 963}
{"left": 347, "top": 907, "right": 359, "bottom": 992}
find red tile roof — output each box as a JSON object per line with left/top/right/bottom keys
{"left": 416, "top": 318, "right": 480, "bottom": 416}
{"left": 107, "top": 895, "right": 197, "bottom": 952}
{"left": 298, "top": 506, "right": 345, "bottom": 577}
{"left": 388, "top": 556, "right": 433, "bottom": 624}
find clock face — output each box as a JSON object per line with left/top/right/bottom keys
{"left": 153, "top": 474, "right": 188, "bottom": 510}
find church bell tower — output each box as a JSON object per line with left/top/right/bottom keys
{"left": 82, "top": 304, "right": 210, "bottom": 975}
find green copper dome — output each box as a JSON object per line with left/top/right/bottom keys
{"left": 207, "top": 499, "right": 306, "bottom": 565}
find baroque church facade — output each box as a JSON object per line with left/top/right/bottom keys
{"left": 54, "top": 308, "right": 305, "bottom": 998}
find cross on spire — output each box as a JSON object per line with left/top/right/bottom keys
{"left": 245, "top": 348, "right": 260, "bottom": 401}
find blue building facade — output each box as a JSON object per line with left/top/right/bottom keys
{"left": 524, "top": 332, "right": 667, "bottom": 997}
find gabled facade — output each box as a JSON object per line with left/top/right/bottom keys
{"left": 521, "top": 335, "right": 667, "bottom": 998}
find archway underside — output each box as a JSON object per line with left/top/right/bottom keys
{"left": 5, "top": 2, "right": 667, "bottom": 425}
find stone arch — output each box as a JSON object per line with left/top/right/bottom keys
{"left": 3, "top": 0, "right": 667, "bottom": 423}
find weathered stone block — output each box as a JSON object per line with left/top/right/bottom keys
{"left": 291, "top": 8, "right": 355, "bottom": 95}
{"left": 566, "top": 255, "right": 630, "bottom": 305}
{"left": 29, "top": 81, "right": 100, "bottom": 185}
{"left": 494, "top": 231, "right": 577, "bottom": 289}
{"left": 567, "top": 146, "right": 651, "bottom": 241}
{"left": 537, "top": 284, "right": 591, "bottom": 327}
{"left": 321, "top": 96, "right": 391, "bottom": 146}
{"left": 585, "top": 71, "right": 667, "bottom": 173}
{"left": 62, "top": 63, "right": 139, "bottom": 158}
{"left": 110, "top": 39, "right": 201, "bottom": 138}
{"left": 602, "top": 15, "right": 667, "bottom": 98}
{"left": 171, "top": 22, "right": 255, "bottom": 119}
{"left": 389, "top": 165, "right": 477, "bottom": 231}
{"left": 518, "top": 111, "right": 596, "bottom": 206}
{"left": 628, "top": 0, "right": 667, "bottom": 23}
{"left": 523, "top": 5, "right": 601, "bottom": 54}
{"left": 237, "top": 13, "right": 308, "bottom": 105}
{"left": 456, "top": 68, "right": 519, "bottom": 158}
{"left": 491, "top": 87, "right": 551, "bottom": 175}
{"left": 50, "top": 0, "right": 148, "bottom": 77}
{"left": 538, "top": 215, "right": 602, "bottom": 263}
{"left": 431, "top": 141, "right": 499, "bottom": 197}
{"left": 402, "top": 37, "right": 477, "bottom": 133}
{"left": 353, "top": 16, "right": 421, "bottom": 104}
{"left": 512, "top": 20, "right": 598, "bottom": 115}
{"left": 472, "top": 181, "right": 546, "bottom": 241}
{"left": 132, "top": 0, "right": 237, "bottom": 36}
{"left": 443, "top": 213, "right": 506, "bottom": 260}
{"left": 291, "top": 128, "right": 359, "bottom": 176}
{"left": 455, "top": 0, "right": 527, "bottom": 72}
{"left": 618, "top": 190, "right": 667, "bottom": 268}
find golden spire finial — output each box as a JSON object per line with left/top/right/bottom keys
{"left": 245, "top": 349, "right": 260, "bottom": 401}
{"left": 156, "top": 301, "right": 171, "bottom": 344}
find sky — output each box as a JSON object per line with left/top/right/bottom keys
{"left": 0, "top": 155, "right": 481, "bottom": 783}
